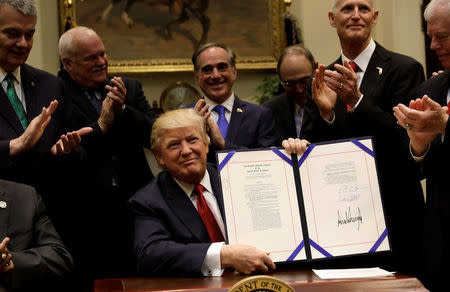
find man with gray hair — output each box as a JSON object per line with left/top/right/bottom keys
{"left": 393, "top": 0, "right": 450, "bottom": 290}
{"left": 0, "top": 0, "right": 89, "bottom": 188}
{"left": 58, "top": 25, "right": 155, "bottom": 287}
{"left": 191, "top": 43, "right": 277, "bottom": 162}
{"left": 307, "top": 0, "right": 426, "bottom": 275}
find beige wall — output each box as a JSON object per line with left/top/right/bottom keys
{"left": 29, "top": 0, "right": 426, "bottom": 104}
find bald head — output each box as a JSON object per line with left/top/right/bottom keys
{"left": 59, "top": 26, "right": 98, "bottom": 60}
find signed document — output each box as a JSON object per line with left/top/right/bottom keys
{"left": 217, "top": 138, "right": 389, "bottom": 263}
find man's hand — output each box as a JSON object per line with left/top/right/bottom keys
{"left": 312, "top": 64, "right": 337, "bottom": 120}
{"left": 431, "top": 70, "right": 444, "bottom": 77}
{"left": 0, "top": 237, "right": 14, "bottom": 273}
{"left": 192, "top": 99, "right": 225, "bottom": 149}
{"left": 193, "top": 99, "right": 210, "bottom": 117}
{"left": 98, "top": 77, "right": 128, "bottom": 133}
{"left": 324, "top": 61, "right": 362, "bottom": 108}
{"left": 393, "top": 95, "right": 448, "bottom": 156}
{"left": 98, "top": 96, "right": 116, "bottom": 133}
{"left": 205, "top": 117, "right": 225, "bottom": 150}
{"left": 220, "top": 244, "right": 276, "bottom": 275}
{"left": 51, "top": 127, "right": 93, "bottom": 156}
{"left": 9, "top": 100, "right": 58, "bottom": 157}
{"left": 105, "top": 76, "right": 127, "bottom": 113}
{"left": 282, "top": 138, "right": 310, "bottom": 155}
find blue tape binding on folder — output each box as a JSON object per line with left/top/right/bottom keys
{"left": 218, "top": 151, "right": 235, "bottom": 172}
{"left": 271, "top": 148, "right": 292, "bottom": 166}
{"left": 286, "top": 238, "right": 333, "bottom": 261}
{"left": 309, "top": 239, "right": 333, "bottom": 258}
{"left": 351, "top": 139, "right": 374, "bottom": 158}
{"left": 297, "top": 145, "right": 315, "bottom": 167}
{"left": 369, "top": 228, "right": 388, "bottom": 253}
{"left": 286, "top": 240, "right": 305, "bottom": 261}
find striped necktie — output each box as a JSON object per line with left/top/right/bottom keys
{"left": 5, "top": 73, "right": 27, "bottom": 129}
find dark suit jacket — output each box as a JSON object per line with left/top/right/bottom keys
{"left": 409, "top": 70, "right": 450, "bottom": 292}
{"left": 0, "top": 180, "right": 73, "bottom": 291}
{"left": 58, "top": 70, "right": 156, "bottom": 282}
{"left": 60, "top": 70, "right": 155, "bottom": 196}
{"left": 196, "top": 95, "right": 277, "bottom": 163}
{"left": 0, "top": 64, "right": 68, "bottom": 198}
{"left": 129, "top": 165, "right": 225, "bottom": 276}
{"left": 223, "top": 95, "right": 277, "bottom": 149}
{"left": 262, "top": 92, "right": 326, "bottom": 146}
{"left": 304, "top": 43, "right": 426, "bottom": 274}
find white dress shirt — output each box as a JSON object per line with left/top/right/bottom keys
{"left": 0, "top": 66, "right": 27, "bottom": 112}
{"left": 174, "top": 170, "right": 226, "bottom": 276}
{"left": 341, "top": 38, "right": 376, "bottom": 111}
{"left": 204, "top": 93, "right": 235, "bottom": 123}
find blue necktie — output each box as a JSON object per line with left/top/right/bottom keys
{"left": 213, "top": 105, "right": 228, "bottom": 138}
{"left": 86, "top": 89, "right": 102, "bottom": 114}
{"left": 294, "top": 107, "right": 304, "bottom": 138}
{"left": 5, "top": 73, "right": 27, "bottom": 129}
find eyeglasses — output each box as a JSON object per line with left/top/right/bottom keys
{"left": 280, "top": 77, "right": 310, "bottom": 88}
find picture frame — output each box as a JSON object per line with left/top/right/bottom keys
{"left": 58, "top": 0, "right": 287, "bottom": 73}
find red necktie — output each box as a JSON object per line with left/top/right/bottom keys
{"left": 346, "top": 61, "right": 358, "bottom": 112}
{"left": 447, "top": 100, "right": 450, "bottom": 115}
{"left": 349, "top": 61, "right": 358, "bottom": 72}
{"left": 194, "top": 184, "right": 224, "bottom": 242}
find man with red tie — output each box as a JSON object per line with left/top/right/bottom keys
{"left": 304, "top": 0, "right": 426, "bottom": 276}
{"left": 129, "top": 108, "right": 276, "bottom": 276}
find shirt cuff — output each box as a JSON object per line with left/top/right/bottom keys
{"left": 348, "top": 94, "right": 364, "bottom": 112}
{"left": 201, "top": 242, "right": 225, "bottom": 277}
{"left": 323, "top": 111, "right": 335, "bottom": 125}
{"left": 410, "top": 142, "right": 430, "bottom": 162}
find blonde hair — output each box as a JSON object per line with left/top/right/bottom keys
{"left": 151, "top": 108, "right": 210, "bottom": 152}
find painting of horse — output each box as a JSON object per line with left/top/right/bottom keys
{"left": 59, "top": 0, "right": 284, "bottom": 72}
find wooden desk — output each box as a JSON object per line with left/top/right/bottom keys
{"left": 94, "top": 270, "right": 428, "bottom": 292}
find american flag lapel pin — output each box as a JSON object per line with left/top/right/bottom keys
{"left": 376, "top": 66, "right": 383, "bottom": 76}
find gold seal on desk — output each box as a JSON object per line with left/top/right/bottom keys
{"left": 228, "top": 275, "right": 295, "bottom": 292}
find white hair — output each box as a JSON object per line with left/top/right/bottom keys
{"left": 424, "top": 0, "right": 450, "bottom": 22}
{"left": 0, "top": 0, "right": 36, "bottom": 16}
{"left": 58, "top": 26, "right": 98, "bottom": 60}
{"left": 331, "top": 0, "right": 375, "bottom": 14}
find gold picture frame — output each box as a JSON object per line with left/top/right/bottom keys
{"left": 58, "top": 0, "right": 287, "bottom": 73}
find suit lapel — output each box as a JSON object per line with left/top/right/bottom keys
{"left": 207, "top": 165, "right": 225, "bottom": 221}
{"left": 226, "top": 96, "right": 246, "bottom": 143}
{"left": 0, "top": 190, "right": 9, "bottom": 240}
{"left": 439, "top": 70, "right": 450, "bottom": 105}
{"left": 162, "top": 173, "right": 210, "bottom": 242}
{"left": 21, "top": 65, "right": 41, "bottom": 123}
{"left": 359, "top": 44, "right": 390, "bottom": 97}
{"left": 0, "top": 87, "right": 24, "bottom": 134}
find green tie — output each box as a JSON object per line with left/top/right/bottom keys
{"left": 5, "top": 73, "right": 27, "bottom": 129}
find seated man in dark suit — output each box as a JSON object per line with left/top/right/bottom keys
{"left": 0, "top": 180, "right": 73, "bottom": 291}
{"left": 393, "top": 1, "right": 450, "bottom": 290}
{"left": 191, "top": 43, "right": 277, "bottom": 162}
{"left": 263, "top": 45, "right": 316, "bottom": 146}
{"left": 129, "top": 108, "right": 279, "bottom": 276}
